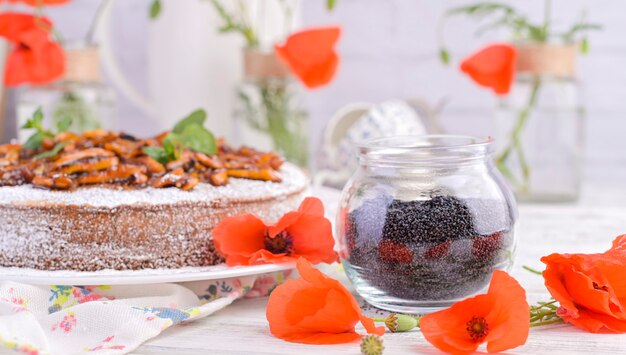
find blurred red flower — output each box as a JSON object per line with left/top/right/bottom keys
{"left": 0, "top": 13, "right": 65, "bottom": 86}
{"left": 460, "top": 43, "right": 517, "bottom": 95}
{"left": 0, "top": 0, "right": 69, "bottom": 5}
{"left": 275, "top": 27, "right": 341, "bottom": 89}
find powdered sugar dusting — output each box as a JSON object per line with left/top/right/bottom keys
{"left": 0, "top": 163, "right": 307, "bottom": 207}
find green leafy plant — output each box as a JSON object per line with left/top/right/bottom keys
{"left": 142, "top": 109, "right": 217, "bottom": 165}
{"left": 438, "top": 1, "right": 601, "bottom": 64}
{"left": 22, "top": 107, "right": 72, "bottom": 151}
{"left": 438, "top": 1, "right": 600, "bottom": 192}
{"left": 209, "top": 0, "right": 259, "bottom": 48}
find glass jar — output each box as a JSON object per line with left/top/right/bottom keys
{"left": 233, "top": 49, "right": 309, "bottom": 168}
{"left": 16, "top": 43, "right": 116, "bottom": 142}
{"left": 337, "top": 135, "right": 518, "bottom": 313}
{"left": 495, "top": 43, "right": 584, "bottom": 202}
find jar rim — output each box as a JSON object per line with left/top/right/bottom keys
{"left": 358, "top": 135, "right": 494, "bottom": 166}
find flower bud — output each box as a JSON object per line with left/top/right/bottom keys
{"left": 385, "top": 313, "right": 418, "bottom": 333}
{"left": 360, "top": 335, "right": 384, "bottom": 355}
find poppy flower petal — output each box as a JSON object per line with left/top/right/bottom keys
{"left": 541, "top": 254, "right": 580, "bottom": 316}
{"left": 460, "top": 43, "right": 517, "bottom": 95}
{"left": 420, "top": 295, "right": 493, "bottom": 353}
{"left": 296, "top": 257, "right": 333, "bottom": 285}
{"left": 565, "top": 308, "right": 626, "bottom": 333}
{"left": 421, "top": 271, "right": 528, "bottom": 354}
{"left": 255, "top": 249, "right": 295, "bottom": 265}
{"left": 212, "top": 214, "right": 267, "bottom": 265}
{"left": 594, "top": 260, "right": 626, "bottom": 299}
{"left": 484, "top": 270, "right": 530, "bottom": 353}
{"left": 298, "top": 197, "right": 325, "bottom": 217}
{"left": 268, "top": 212, "right": 302, "bottom": 237}
{"left": 541, "top": 236, "right": 626, "bottom": 334}
{"left": 275, "top": 27, "right": 341, "bottom": 89}
{"left": 4, "top": 49, "right": 30, "bottom": 86}
{"left": 290, "top": 288, "right": 360, "bottom": 333}
{"left": 3, "top": 0, "right": 69, "bottom": 5}
{"left": 0, "top": 13, "right": 63, "bottom": 86}
{"left": 267, "top": 259, "right": 379, "bottom": 344}
{"left": 289, "top": 214, "right": 338, "bottom": 264}
{"left": 562, "top": 264, "right": 615, "bottom": 316}
{"left": 268, "top": 197, "right": 328, "bottom": 237}
{"left": 0, "top": 13, "right": 43, "bottom": 41}
{"left": 27, "top": 41, "right": 65, "bottom": 84}
{"left": 358, "top": 314, "right": 385, "bottom": 336}
{"left": 266, "top": 277, "right": 317, "bottom": 339}
{"left": 607, "top": 234, "right": 626, "bottom": 255}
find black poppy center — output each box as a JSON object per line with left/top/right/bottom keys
{"left": 466, "top": 316, "right": 489, "bottom": 342}
{"left": 264, "top": 230, "right": 293, "bottom": 255}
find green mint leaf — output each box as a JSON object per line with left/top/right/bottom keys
{"left": 326, "top": 0, "right": 337, "bottom": 11}
{"left": 173, "top": 109, "right": 207, "bottom": 134}
{"left": 180, "top": 124, "right": 217, "bottom": 155}
{"left": 149, "top": 0, "right": 161, "bottom": 19}
{"left": 33, "top": 107, "right": 44, "bottom": 124}
{"left": 439, "top": 48, "right": 450, "bottom": 65}
{"left": 22, "top": 119, "right": 36, "bottom": 130}
{"left": 22, "top": 107, "right": 44, "bottom": 130}
{"left": 56, "top": 115, "right": 73, "bottom": 133}
{"left": 142, "top": 146, "right": 169, "bottom": 165}
{"left": 23, "top": 132, "right": 44, "bottom": 150}
{"left": 163, "top": 132, "right": 183, "bottom": 161}
{"left": 34, "top": 142, "right": 68, "bottom": 160}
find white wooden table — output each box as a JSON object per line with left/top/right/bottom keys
{"left": 133, "top": 183, "right": 626, "bottom": 355}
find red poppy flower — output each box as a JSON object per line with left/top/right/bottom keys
{"left": 541, "top": 235, "right": 626, "bottom": 333}
{"left": 420, "top": 270, "right": 530, "bottom": 353}
{"left": 275, "top": 26, "right": 341, "bottom": 89}
{"left": 266, "top": 258, "right": 385, "bottom": 344}
{"left": 0, "top": 13, "right": 65, "bottom": 86}
{"left": 0, "top": 0, "right": 69, "bottom": 5}
{"left": 460, "top": 43, "right": 517, "bottom": 95}
{"left": 212, "top": 197, "right": 338, "bottom": 266}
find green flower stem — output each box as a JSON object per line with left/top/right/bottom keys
{"left": 530, "top": 318, "right": 564, "bottom": 327}
{"left": 239, "top": 79, "right": 308, "bottom": 168}
{"left": 522, "top": 265, "right": 543, "bottom": 275}
{"left": 496, "top": 77, "right": 541, "bottom": 191}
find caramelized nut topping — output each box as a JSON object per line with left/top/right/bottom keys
{"left": 0, "top": 130, "right": 284, "bottom": 191}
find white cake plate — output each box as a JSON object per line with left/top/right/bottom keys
{"left": 0, "top": 263, "right": 296, "bottom": 286}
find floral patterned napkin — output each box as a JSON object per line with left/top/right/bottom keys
{"left": 0, "top": 270, "right": 292, "bottom": 355}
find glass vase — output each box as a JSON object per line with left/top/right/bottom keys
{"left": 495, "top": 43, "right": 583, "bottom": 202}
{"left": 233, "top": 49, "right": 309, "bottom": 168}
{"left": 16, "top": 44, "right": 116, "bottom": 142}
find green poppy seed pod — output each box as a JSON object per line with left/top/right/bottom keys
{"left": 360, "top": 335, "right": 384, "bottom": 355}
{"left": 385, "top": 313, "right": 418, "bottom": 333}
